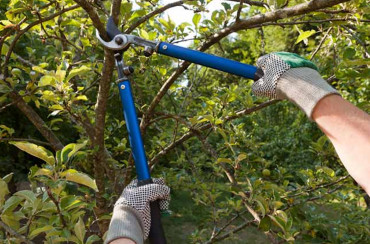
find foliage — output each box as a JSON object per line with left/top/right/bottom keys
{"left": 0, "top": 0, "right": 369, "bottom": 243}
{"left": 0, "top": 142, "right": 100, "bottom": 243}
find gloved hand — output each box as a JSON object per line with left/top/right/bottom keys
{"left": 105, "top": 178, "right": 170, "bottom": 244}
{"left": 252, "top": 52, "right": 340, "bottom": 119}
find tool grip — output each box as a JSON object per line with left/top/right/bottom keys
{"left": 148, "top": 200, "right": 167, "bottom": 244}
{"left": 137, "top": 179, "right": 167, "bottom": 244}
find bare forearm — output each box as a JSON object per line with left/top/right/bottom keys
{"left": 312, "top": 94, "right": 370, "bottom": 194}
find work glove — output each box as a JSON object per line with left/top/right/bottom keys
{"left": 252, "top": 52, "right": 340, "bottom": 119}
{"left": 105, "top": 178, "right": 170, "bottom": 244}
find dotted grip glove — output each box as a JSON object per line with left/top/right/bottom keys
{"left": 105, "top": 178, "right": 170, "bottom": 244}
{"left": 252, "top": 52, "right": 340, "bottom": 119}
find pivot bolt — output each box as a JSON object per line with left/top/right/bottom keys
{"left": 143, "top": 46, "right": 154, "bottom": 57}
{"left": 115, "top": 36, "right": 124, "bottom": 45}
{"left": 123, "top": 66, "right": 134, "bottom": 76}
{"left": 162, "top": 45, "right": 168, "bottom": 50}
{"left": 120, "top": 84, "right": 126, "bottom": 90}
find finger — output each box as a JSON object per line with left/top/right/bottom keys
{"left": 152, "top": 178, "right": 165, "bottom": 185}
{"left": 139, "top": 184, "right": 170, "bottom": 202}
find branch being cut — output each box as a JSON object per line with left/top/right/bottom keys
{"left": 73, "top": 0, "right": 107, "bottom": 40}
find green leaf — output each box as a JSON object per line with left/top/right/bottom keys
{"left": 269, "top": 215, "right": 286, "bottom": 233}
{"left": 295, "top": 30, "right": 316, "bottom": 44}
{"left": 74, "top": 217, "right": 86, "bottom": 242}
{"left": 192, "top": 13, "right": 201, "bottom": 28}
{"left": 66, "top": 66, "right": 90, "bottom": 82}
{"left": 34, "top": 168, "right": 53, "bottom": 178}
{"left": 39, "top": 75, "right": 55, "bottom": 87}
{"left": 259, "top": 216, "right": 271, "bottom": 231}
{"left": 75, "top": 95, "right": 88, "bottom": 101}
{"left": 14, "top": 190, "right": 36, "bottom": 203}
{"left": 0, "top": 178, "right": 9, "bottom": 207}
{"left": 60, "top": 169, "right": 98, "bottom": 191}
{"left": 2, "top": 172, "right": 14, "bottom": 183}
{"left": 29, "top": 225, "right": 54, "bottom": 239}
{"left": 60, "top": 196, "right": 83, "bottom": 210}
{"left": 2, "top": 196, "right": 22, "bottom": 214}
{"left": 60, "top": 141, "right": 87, "bottom": 164}
{"left": 216, "top": 158, "right": 233, "bottom": 164}
{"left": 86, "top": 235, "right": 100, "bottom": 244}
{"left": 9, "top": 141, "right": 55, "bottom": 165}
{"left": 140, "top": 29, "right": 149, "bottom": 40}
{"left": 236, "top": 153, "right": 247, "bottom": 163}
{"left": 343, "top": 48, "right": 356, "bottom": 59}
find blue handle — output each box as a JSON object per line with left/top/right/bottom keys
{"left": 157, "top": 42, "right": 258, "bottom": 80}
{"left": 118, "top": 80, "right": 150, "bottom": 181}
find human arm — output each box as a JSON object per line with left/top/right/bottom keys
{"left": 252, "top": 52, "right": 370, "bottom": 195}
{"left": 312, "top": 94, "right": 370, "bottom": 194}
{"left": 105, "top": 179, "right": 170, "bottom": 244}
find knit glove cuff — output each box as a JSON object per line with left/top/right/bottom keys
{"left": 252, "top": 52, "right": 340, "bottom": 119}
{"left": 105, "top": 205, "right": 144, "bottom": 244}
{"left": 277, "top": 67, "right": 340, "bottom": 118}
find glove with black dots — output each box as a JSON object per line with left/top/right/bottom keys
{"left": 252, "top": 52, "right": 340, "bottom": 119}
{"left": 105, "top": 178, "right": 170, "bottom": 244}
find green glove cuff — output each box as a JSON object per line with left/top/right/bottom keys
{"left": 274, "top": 52, "right": 318, "bottom": 71}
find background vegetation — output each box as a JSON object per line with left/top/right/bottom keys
{"left": 0, "top": 0, "right": 369, "bottom": 243}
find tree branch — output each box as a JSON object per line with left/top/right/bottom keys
{"left": 226, "top": 0, "right": 269, "bottom": 8}
{"left": 3, "top": 4, "right": 80, "bottom": 75}
{"left": 73, "top": 0, "right": 108, "bottom": 40}
{"left": 0, "top": 220, "right": 34, "bottom": 244}
{"left": 8, "top": 92, "right": 64, "bottom": 151}
{"left": 149, "top": 100, "right": 278, "bottom": 166}
{"left": 125, "top": 0, "right": 196, "bottom": 34}
{"left": 310, "top": 27, "right": 333, "bottom": 60}
{"left": 204, "top": 219, "right": 255, "bottom": 243}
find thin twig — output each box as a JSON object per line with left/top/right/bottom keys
{"left": 310, "top": 27, "right": 333, "bottom": 60}
{"left": 0, "top": 220, "right": 34, "bottom": 244}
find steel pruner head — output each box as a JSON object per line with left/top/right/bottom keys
{"left": 96, "top": 16, "right": 129, "bottom": 51}
{"left": 97, "top": 16, "right": 157, "bottom": 53}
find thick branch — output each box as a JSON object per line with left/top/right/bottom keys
{"left": 8, "top": 92, "right": 64, "bottom": 151}
{"left": 110, "top": 0, "right": 122, "bottom": 24}
{"left": 73, "top": 0, "right": 108, "bottom": 40}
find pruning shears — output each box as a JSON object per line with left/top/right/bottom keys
{"left": 97, "top": 16, "right": 263, "bottom": 244}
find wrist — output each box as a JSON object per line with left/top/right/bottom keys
{"left": 277, "top": 67, "right": 340, "bottom": 119}
{"left": 105, "top": 205, "right": 144, "bottom": 244}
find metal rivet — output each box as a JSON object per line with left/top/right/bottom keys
{"left": 162, "top": 45, "right": 167, "bottom": 50}
{"left": 120, "top": 84, "right": 125, "bottom": 90}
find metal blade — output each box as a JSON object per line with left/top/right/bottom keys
{"left": 106, "top": 16, "right": 122, "bottom": 41}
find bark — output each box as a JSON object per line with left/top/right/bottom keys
{"left": 9, "top": 92, "right": 64, "bottom": 151}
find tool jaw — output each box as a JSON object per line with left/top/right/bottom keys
{"left": 96, "top": 16, "right": 158, "bottom": 54}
